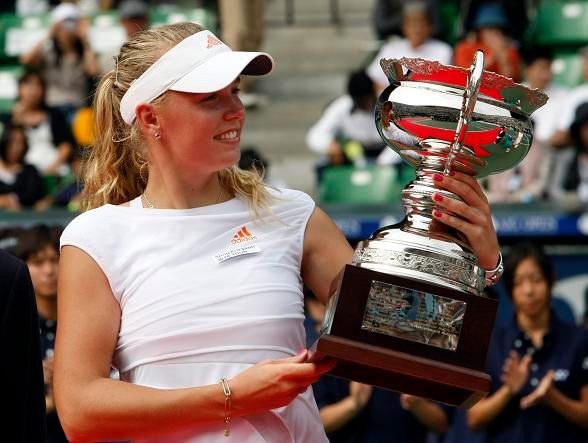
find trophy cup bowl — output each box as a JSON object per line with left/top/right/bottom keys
{"left": 310, "top": 51, "right": 548, "bottom": 407}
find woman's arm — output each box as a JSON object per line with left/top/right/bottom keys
{"left": 468, "top": 352, "right": 532, "bottom": 431}
{"left": 55, "top": 246, "right": 334, "bottom": 441}
{"left": 521, "top": 372, "right": 588, "bottom": 429}
{"left": 400, "top": 395, "right": 449, "bottom": 434}
{"left": 301, "top": 207, "right": 354, "bottom": 305}
{"left": 319, "top": 382, "right": 372, "bottom": 433}
{"left": 467, "top": 385, "right": 514, "bottom": 431}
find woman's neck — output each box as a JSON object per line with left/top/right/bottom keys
{"left": 517, "top": 308, "right": 550, "bottom": 347}
{"left": 36, "top": 296, "right": 58, "bottom": 321}
{"left": 143, "top": 165, "right": 227, "bottom": 209}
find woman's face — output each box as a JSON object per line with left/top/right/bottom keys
{"left": 511, "top": 257, "right": 551, "bottom": 319}
{"left": 4, "top": 129, "right": 27, "bottom": 164}
{"left": 152, "top": 80, "right": 245, "bottom": 174}
{"left": 19, "top": 76, "right": 45, "bottom": 109}
{"left": 54, "top": 20, "right": 79, "bottom": 47}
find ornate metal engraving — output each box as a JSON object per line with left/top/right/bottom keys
{"left": 353, "top": 247, "right": 485, "bottom": 293}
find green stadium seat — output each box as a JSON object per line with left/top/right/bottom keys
{"left": 527, "top": 1, "right": 588, "bottom": 46}
{"left": 551, "top": 51, "right": 585, "bottom": 87}
{"left": 318, "top": 165, "right": 405, "bottom": 204}
{"left": 0, "top": 13, "right": 50, "bottom": 62}
{"left": 0, "top": 64, "right": 23, "bottom": 113}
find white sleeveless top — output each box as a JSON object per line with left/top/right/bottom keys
{"left": 60, "top": 188, "right": 327, "bottom": 443}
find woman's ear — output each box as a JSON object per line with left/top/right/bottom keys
{"left": 135, "top": 103, "right": 160, "bottom": 138}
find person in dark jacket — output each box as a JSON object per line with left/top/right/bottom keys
{"left": 0, "top": 248, "right": 46, "bottom": 442}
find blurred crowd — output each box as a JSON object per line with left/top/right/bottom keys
{"left": 309, "top": 0, "right": 588, "bottom": 207}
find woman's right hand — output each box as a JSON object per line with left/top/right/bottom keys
{"left": 230, "top": 350, "right": 335, "bottom": 415}
{"left": 501, "top": 351, "right": 532, "bottom": 395}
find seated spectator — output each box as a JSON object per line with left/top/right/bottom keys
{"left": 551, "top": 47, "right": 588, "bottom": 150}
{"left": 305, "top": 289, "right": 450, "bottom": 443}
{"left": 367, "top": 1, "right": 452, "bottom": 91}
{"left": 20, "top": 3, "right": 99, "bottom": 121}
{"left": 454, "top": 3, "right": 521, "bottom": 81}
{"left": 306, "top": 70, "right": 398, "bottom": 181}
{"left": 4, "top": 70, "right": 75, "bottom": 177}
{"left": 238, "top": 146, "right": 288, "bottom": 189}
{"left": 560, "top": 103, "right": 588, "bottom": 204}
{"left": 99, "top": 0, "right": 150, "bottom": 74}
{"left": 12, "top": 225, "right": 67, "bottom": 443}
{"left": 484, "top": 48, "right": 566, "bottom": 203}
{"left": 467, "top": 243, "right": 588, "bottom": 443}
{"left": 34, "top": 147, "right": 84, "bottom": 212}
{"left": 372, "top": 0, "right": 440, "bottom": 41}
{"left": 0, "top": 123, "right": 44, "bottom": 210}
{"left": 463, "top": 1, "right": 528, "bottom": 44}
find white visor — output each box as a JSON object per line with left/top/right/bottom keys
{"left": 119, "top": 30, "right": 274, "bottom": 125}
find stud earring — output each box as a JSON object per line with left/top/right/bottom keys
{"left": 154, "top": 132, "right": 161, "bottom": 140}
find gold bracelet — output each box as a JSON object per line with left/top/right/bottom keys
{"left": 220, "top": 378, "right": 232, "bottom": 437}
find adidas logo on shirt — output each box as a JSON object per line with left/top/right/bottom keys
{"left": 231, "top": 226, "right": 258, "bottom": 244}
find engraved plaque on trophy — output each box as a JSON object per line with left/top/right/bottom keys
{"left": 310, "top": 51, "right": 548, "bottom": 407}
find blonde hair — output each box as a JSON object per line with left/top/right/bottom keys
{"left": 82, "top": 22, "right": 272, "bottom": 214}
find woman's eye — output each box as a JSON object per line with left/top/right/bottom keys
{"left": 233, "top": 88, "right": 241, "bottom": 95}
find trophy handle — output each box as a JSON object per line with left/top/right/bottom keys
{"left": 444, "top": 50, "right": 484, "bottom": 176}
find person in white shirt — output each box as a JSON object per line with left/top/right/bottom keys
{"left": 306, "top": 70, "right": 400, "bottom": 179}
{"left": 54, "top": 22, "right": 501, "bottom": 442}
{"left": 485, "top": 47, "right": 568, "bottom": 203}
{"left": 367, "top": 1, "right": 452, "bottom": 92}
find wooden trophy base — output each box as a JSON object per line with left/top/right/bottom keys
{"left": 310, "top": 265, "right": 498, "bottom": 408}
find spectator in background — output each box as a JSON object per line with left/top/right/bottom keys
{"left": 218, "top": 0, "right": 266, "bottom": 108}
{"left": 99, "top": 0, "right": 150, "bottom": 74}
{"left": 560, "top": 103, "right": 588, "bottom": 204}
{"left": 551, "top": 47, "right": 588, "bottom": 150}
{"left": 0, "top": 248, "right": 46, "bottom": 442}
{"left": 454, "top": 3, "right": 521, "bottom": 81}
{"left": 484, "top": 47, "right": 566, "bottom": 203}
{"left": 306, "top": 289, "right": 450, "bottom": 443}
{"left": 34, "top": 147, "right": 84, "bottom": 211}
{"left": 119, "top": 0, "right": 149, "bottom": 37}
{"left": 463, "top": 1, "right": 528, "bottom": 44}
{"left": 0, "top": 123, "right": 44, "bottom": 210}
{"left": 372, "top": 0, "right": 440, "bottom": 41}
{"left": 306, "top": 69, "right": 396, "bottom": 181}
{"left": 367, "top": 1, "right": 452, "bottom": 92}
{"left": 13, "top": 225, "right": 67, "bottom": 443}
{"left": 238, "top": 146, "right": 288, "bottom": 188}
{"left": 3, "top": 71, "right": 75, "bottom": 177}
{"left": 467, "top": 243, "right": 588, "bottom": 443}
{"left": 20, "top": 3, "right": 99, "bottom": 122}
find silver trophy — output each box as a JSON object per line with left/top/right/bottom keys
{"left": 356, "top": 50, "right": 547, "bottom": 294}
{"left": 312, "top": 51, "right": 548, "bottom": 407}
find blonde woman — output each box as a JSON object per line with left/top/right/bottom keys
{"left": 54, "top": 22, "right": 501, "bottom": 442}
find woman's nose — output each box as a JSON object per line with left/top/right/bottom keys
{"left": 224, "top": 95, "right": 245, "bottom": 121}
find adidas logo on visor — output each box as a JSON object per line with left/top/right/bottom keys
{"left": 231, "top": 226, "right": 257, "bottom": 244}
{"left": 207, "top": 35, "right": 223, "bottom": 49}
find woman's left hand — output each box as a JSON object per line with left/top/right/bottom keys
{"left": 430, "top": 171, "right": 500, "bottom": 270}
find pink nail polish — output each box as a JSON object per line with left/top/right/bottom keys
{"left": 433, "top": 173, "right": 443, "bottom": 182}
{"left": 433, "top": 209, "right": 443, "bottom": 217}
{"left": 433, "top": 193, "right": 443, "bottom": 202}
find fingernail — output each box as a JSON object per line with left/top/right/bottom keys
{"left": 433, "top": 193, "right": 443, "bottom": 202}
{"left": 433, "top": 173, "right": 443, "bottom": 182}
{"left": 433, "top": 209, "right": 443, "bottom": 218}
